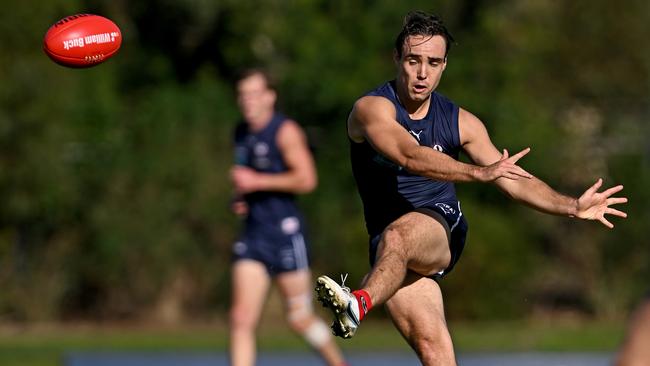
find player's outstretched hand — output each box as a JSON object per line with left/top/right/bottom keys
{"left": 575, "top": 178, "right": 628, "bottom": 228}
{"left": 479, "top": 148, "right": 533, "bottom": 182}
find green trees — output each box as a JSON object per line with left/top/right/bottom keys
{"left": 0, "top": 0, "right": 647, "bottom": 322}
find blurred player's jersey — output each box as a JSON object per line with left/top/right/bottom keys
{"left": 232, "top": 113, "right": 309, "bottom": 274}
{"left": 350, "top": 80, "right": 466, "bottom": 238}
{"left": 233, "top": 112, "right": 304, "bottom": 230}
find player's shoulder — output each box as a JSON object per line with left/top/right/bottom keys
{"left": 352, "top": 95, "right": 395, "bottom": 117}
{"left": 272, "top": 113, "right": 302, "bottom": 133}
{"left": 355, "top": 80, "right": 396, "bottom": 107}
{"left": 458, "top": 107, "right": 483, "bottom": 126}
{"left": 278, "top": 116, "right": 302, "bottom": 131}
{"left": 277, "top": 117, "right": 307, "bottom": 141}
{"left": 458, "top": 107, "right": 490, "bottom": 144}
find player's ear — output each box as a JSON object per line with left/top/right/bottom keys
{"left": 442, "top": 57, "right": 447, "bottom": 71}
{"left": 268, "top": 89, "right": 277, "bottom": 105}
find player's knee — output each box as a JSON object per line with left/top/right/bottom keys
{"left": 285, "top": 294, "right": 332, "bottom": 348}
{"left": 413, "top": 333, "right": 454, "bottom": 362}
{"left": 287, "top": 314, "right": 309, "bottom": 332}
{"left": 229, "top": 305, "right": 256, "bottom": 331}
{"left": 380, "top": 227, "right": 409, "bottom": 256}
{"left": 285, "top": 294, "right": 314, "bottom": 330}
{"left": 414, "top": 336, "right": 436, "bottom": 354}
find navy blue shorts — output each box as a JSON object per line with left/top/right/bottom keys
{"left": 232, "top": 216, "right": 310, "bottom": 276}
{"left": 369, "top": 201, "right": 468, "bottom": 279}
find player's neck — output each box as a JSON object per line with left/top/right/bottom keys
{"left": 246, "top": 110, "right": 274, "bottom": 132}
{"left": 395, "top": 86, "right": 430, "bottom": 120}
{"left": 405, "top": 99, "right": 430, "bottom": 120}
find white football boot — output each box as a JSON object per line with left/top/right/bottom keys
{"left": 315, "top": 274, "right": 360, "bottom": 339}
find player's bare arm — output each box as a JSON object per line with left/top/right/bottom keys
{"left": 230, "top": 120, "right": 317, "bottom": 194}
{"left": 459, "top": 108, "right": 628, "bottom": 228}
{"left": 348, "top": 95, "right": 532, "bottom": 182}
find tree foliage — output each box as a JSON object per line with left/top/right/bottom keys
{"left": 0, "top": 0, "right": 647, "bottom": 322}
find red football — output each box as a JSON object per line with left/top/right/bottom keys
{"left": 43, "top": 14, "right": 122, "bottom": 68}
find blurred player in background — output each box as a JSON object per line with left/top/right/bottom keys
{"left": 315, "top": 11, "right": 628, "bottom": 365}
{"left": 616, "top": 292, "right": 650, "bottom": 366}
{"left": 229, "top": 69, "right": 347, "bottom": 366}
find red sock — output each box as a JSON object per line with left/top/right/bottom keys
{"left": 352, "top": 289, "right": 373, "bottom": 321}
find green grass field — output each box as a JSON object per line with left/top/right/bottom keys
{"left": 0, "top": 319, "right": 626, "bottom": 366}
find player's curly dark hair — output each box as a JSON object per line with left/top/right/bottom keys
{"left": 394, "top": 11, "right": 455, "bottom": 59}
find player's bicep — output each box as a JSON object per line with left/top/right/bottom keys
{"left": 277, "top": 121, "right": 317, "bottom": 185}
{"left": 350, "top": 97, "right": 419, "bottom": 166}
{"left": 459, "top": 108, "right": 531, "bottom": 195}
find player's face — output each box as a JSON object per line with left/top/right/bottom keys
{"left": 395, "top": 35, "right": 447, "bottom": 104}
{"left": 237, "top": 73, "right": 276, "bottom": 123}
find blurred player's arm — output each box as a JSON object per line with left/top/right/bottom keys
{"left": 459, "top": 107, "right": 627, "bottom": 228}
{"left": 230, "top": 119, "right": 317, "bottom": 195}
{"left": 348, "top": 95, "right": 532, "bottom": 182}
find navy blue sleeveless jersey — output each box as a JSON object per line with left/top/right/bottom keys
{"left": 351, "top": 81, "right": 468, "bottom": 276}
{"left": 232, "top": 113, "right": 309, "bottom": 275}
{"left": 234, "top": 112, "right": 302, "bottom": 228}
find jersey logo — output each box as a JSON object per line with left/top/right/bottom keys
{"left": 433, "top": 144, "right": 444, "bottom": 152}
{"left": 281, "top": 216, "right": 300, "bottom": 234}
{"left": 233, "top": 241, "right": 248, "bottom": 255}
{"left": 435, "top": 203, "right": 456, "bottom": 215}
{"left": 409, "top": 129, "right": 424, "bottom": 141}
{"left": 251, "top": 142, "right": 271, "bottom": 169}
{"left": 254, "top": 142, "right": 269, "bottom": 156}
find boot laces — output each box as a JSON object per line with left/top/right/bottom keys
{"left": 340, "top": 273, "right": 351, "bottom": 293}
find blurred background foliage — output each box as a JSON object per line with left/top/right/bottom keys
{"left": 0, "top": 0, "right": 647, "bottom": 324}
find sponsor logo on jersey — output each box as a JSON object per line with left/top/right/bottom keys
{"left": 281, "top": 216, "right": 300, "bottom": 235}
{"left": 435, "top": 203, "right": 456, "bottom": 215}
{"left": 409, "top": 129, "right": 424, "bottom": 141}
{"left": 254, "top": 142, "right": 269, "bottom": 156}
{"left": 233, "top": 241, "right": 248, "bottom": 255}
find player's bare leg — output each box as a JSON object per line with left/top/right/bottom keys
{"left": 363, "top": 210, "right": 452, "bottom": 306}
{"left": 229, "top": 260, "right": 271, "bottom": 366}
{"left": 386, "top": 273, "right": 456, "bottom": 366}
{"left": 317, "top": 210, "right": 452, "bottom": 338}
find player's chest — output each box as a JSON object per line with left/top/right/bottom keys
{"left": 236, "top": 135, "right": 275, "bottom": 169}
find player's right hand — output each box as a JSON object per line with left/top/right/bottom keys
{"left": 231, "top": 198, "right": 249, "bottom": 216}
{"left": 478, "top": 148, "right": 533, "bottom": 182}
{"left": 230, "top": 166, "right": 261, "bottom": 194}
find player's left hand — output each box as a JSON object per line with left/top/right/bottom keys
{"left": 230, "top": 166, "right": 261, "bottom": 194}
{"left": 575, "top": 178, "right": 628, "bottom": 228}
